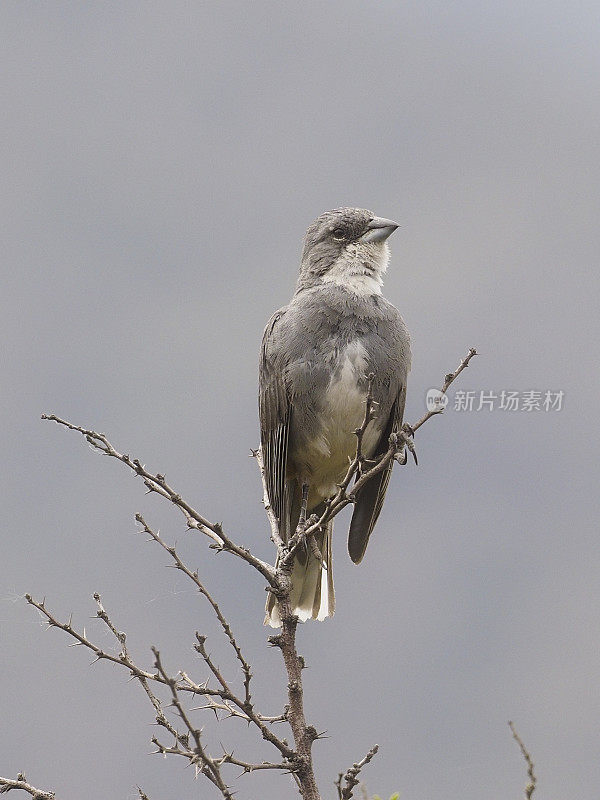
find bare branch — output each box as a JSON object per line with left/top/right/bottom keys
{"left": 270, "top": 610, "right": 321, "bottom": 797}
{"left": 130, "top": 517, "right": 296, "bottom": 761}
{"left": 509, "top": 721, "right": 536, "bottom": 800}
{"left": 354, "top": 373, "right": 377, "bottom": 478}
{"left": 178, "top": 671, "right": 296, "bottom": 761}
{"left": 29, "top": 589, "right": 292, "bottom": 797}
{"left": 40, "top": 414, "right": 276, "bottom": 586}
{"left": 0, "top": 774, "right": 55, "bottom": 799}
{"left": 90, "top": 593, "right": 190, "bottom": 754}
{"left": 25, "top": 594, "right": 179, "bottom": 690}
{"left": 136, "top": 514, "right": 253, "bottom": 705}
{"left": 216, "top": 753, "right": 289, "bottom": 774}
{"left": 335, "top": 744, "right": 379, "bottom": 800}
{"left": 152, "top": 647, "right": 234, "bottom": 798}
{"left": 27, "top": 592, "right": 204, "bottom": 772}
{"left": 410, "top": 347, "right": 478, "bottom": 434}
{"left": 27, "top": 591, "right": 296, "bottom": 764}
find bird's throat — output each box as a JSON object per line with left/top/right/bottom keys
{"left": 322, "top": 241, "right": 389, "bottom": 297}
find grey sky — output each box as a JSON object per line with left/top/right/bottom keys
{"left": 2, "top": 2, "right": 599, "bottom": 798}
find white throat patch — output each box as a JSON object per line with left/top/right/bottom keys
{"left": 322, "top": 241, "right": 389, "bottom": 297}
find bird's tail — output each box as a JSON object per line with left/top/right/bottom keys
{"left": 264, "top": 521, "right": 335, "bottom": 628}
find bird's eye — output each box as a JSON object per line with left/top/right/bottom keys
{"left": 332, "top": 228, "right": 345, "bottom": 240}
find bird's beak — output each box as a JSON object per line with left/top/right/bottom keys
{"left": 359, "top": 217, "right": 399, "bottom": 244}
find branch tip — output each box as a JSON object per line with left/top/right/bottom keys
{"left": 509, "top": 721, "right": 536, "bottom": 800}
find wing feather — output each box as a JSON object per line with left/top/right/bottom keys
{"left": 347, "top": 383, "right": 407, "bottom": 564}
{"left": 259, "top": 309, "right": 291, "bottom": 537}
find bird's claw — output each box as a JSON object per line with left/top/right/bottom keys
{"left": 397, "top": 422, "right": 418, "bottom": 466}
{"left": 294, "top": 515, "right": 325, "bottom": 567}
{"left": 402, "top": 422, "right": 415, "bottom": 438}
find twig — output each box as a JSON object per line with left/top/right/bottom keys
{"left": 336, "top": 744, "right": 379, "bottom": 800}
{"left": 0, "top": 774, "right": 55, "bottom": 799}
{"left": 410, "top": 347, "right": 478, "bottom": 433}
{"left": 509, "top": 721, "right": 536, "bottom": 800}
{"left": 152, "top": 647, "right": 234, "bottom": 797}
{"left": 354, "top": 373, "right": 377, "bottom": 478}
{"left": 40, "top": 414, "right": 276, "bottom": 586}
{"left": 133, "top": 516, "right": 295, "bottom": 759}
{"left": 135, "top": 514, "right": 253, "bottom": 706}
{"left": 26, "top": 591, "right": 296, "bottom": 763}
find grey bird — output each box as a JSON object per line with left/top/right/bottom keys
{"left": 259, "top": 207, "right": 411, "bottom": 627}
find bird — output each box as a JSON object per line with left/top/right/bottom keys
{"left": 259, "top": 207, "right": 411, "bottom": 627}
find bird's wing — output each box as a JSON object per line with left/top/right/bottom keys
{"left": 259, "top": 307, "right": 291, "bottom": 538}
{"left": 347, "top": 382, "right": 407, "bottom": 564}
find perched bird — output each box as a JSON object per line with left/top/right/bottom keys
{"left": 259, "top": 208, "right": 411, "bottom": 627}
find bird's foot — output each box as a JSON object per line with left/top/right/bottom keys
{"left": 395, "top": 423, "right": 418, "bottom": 466}
{"left": 296, "top": 515, "right": 325, "bottom": 568}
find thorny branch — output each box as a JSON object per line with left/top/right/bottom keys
{"left": 39, "top": 413, "right": 276, "bottom": 586}
{"left": 25, "top": 590, "right": 292, "bottom": 799}
{"left": 509, "top": 721, "right": 536, "bottom": 800}
{"left": 335, "top": 744, "right": 379, "bottom": 800}
{"left": 25, "top": 587, "right": 295, "bottom": 758}
{"left": 10, "top": 347, "right": 477, "bottom": 800}
{"left": 0, "top": 774, "right": 55, "bottom": 799}
{"left": 134, "top": 513, "right": 253, "bottom": 706}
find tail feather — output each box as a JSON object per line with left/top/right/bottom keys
{"left": 348, "top": 460, "right": 393, "bottom": 564}
{"left": 264, "top": 522, "right": 335, "bottom": 628}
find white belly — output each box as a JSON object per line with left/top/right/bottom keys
{"left": 306, "top": 341, "right": 382, "bottom": 499}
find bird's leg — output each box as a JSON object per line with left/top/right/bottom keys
{"left": 308, "top": 532, "right": 325, "bottom": 568}
{"left": 295, "top": 484, "right": 325, "bottom": 566}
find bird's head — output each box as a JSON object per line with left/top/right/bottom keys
{"left": 296, "top": 207, "right": 399, "bottom": 296}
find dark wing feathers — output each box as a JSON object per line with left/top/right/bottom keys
{"left": 259, "top": 309, "right": 291, "bottom": 537}
{"left": 347, "top": 383, "right": 407, "bottom": 564}
{"left": 263, "top": 414, "right": 290, "bottom": 530}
